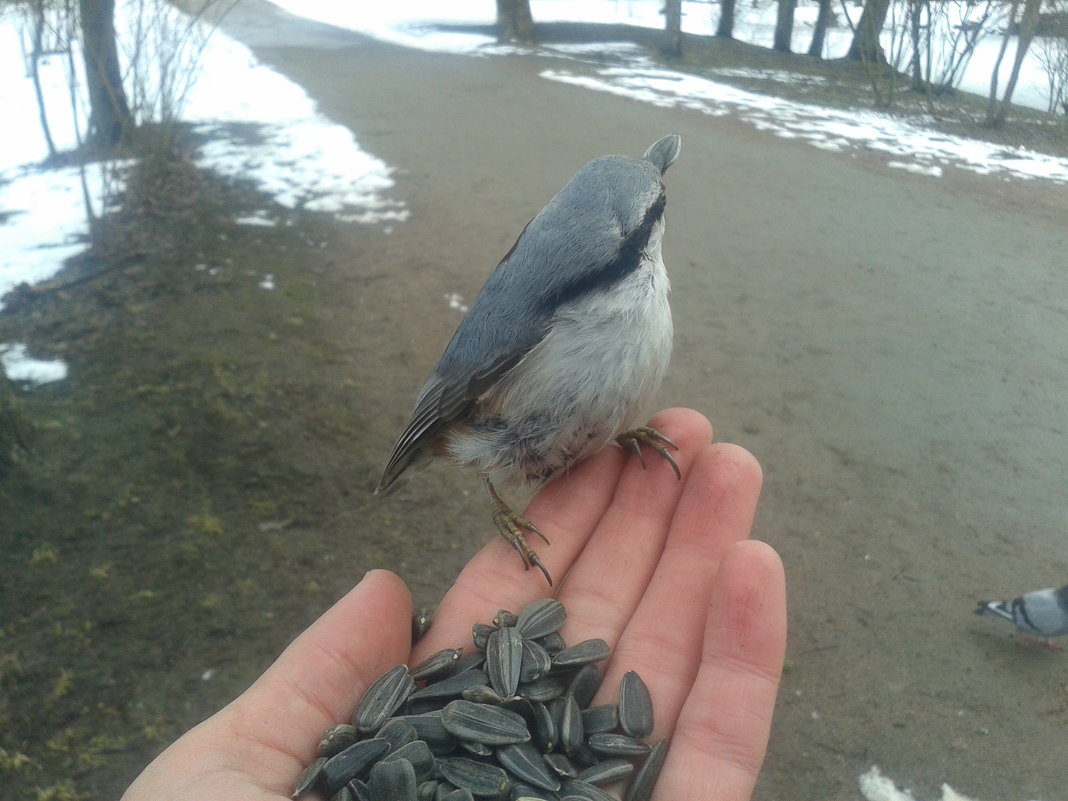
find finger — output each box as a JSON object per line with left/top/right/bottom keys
{"left": 557, "top": 411, "right": 727, "bottom": 650}
{"left": 227, "top": 570, "right": 414, "bottom": 763}
{"left": 413, "top": 408, "right": 708, "bottom": 660}
{"left": 410, "top": 426, "right": 630, "bottom": 660}
{"left": 656, "top": 540, "right": 787, "bottom": 801}
{"left": 595, "top": 443, "right": 764, "bottom": 722}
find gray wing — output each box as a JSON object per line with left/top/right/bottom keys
{"left": 376, "top": 139, "right": 678, "bottom": 492}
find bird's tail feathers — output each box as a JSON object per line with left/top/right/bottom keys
{"left": 975, "top": 600, "right": 1013, "bottom": 621}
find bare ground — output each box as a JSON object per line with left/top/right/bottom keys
{"left": 2, "top": 4, "right": 1068, "bottom": 801}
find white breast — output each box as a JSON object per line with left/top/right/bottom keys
{"left": 446, "top": 218, "right": 673, "bottom": 485}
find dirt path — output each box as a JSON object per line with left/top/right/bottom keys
{"left": 194, "top": 3, "right": 1068, "bottom": 799}
{"left": 5, "top": 2, "right": 1065, "bottom": 799}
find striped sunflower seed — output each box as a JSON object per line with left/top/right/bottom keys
{"left": 577, "top": 757, "right": 634, "bottom": 786}
{"left": 439, "top": 757, "right": 510, "bottom": 797}
{"left": 486, "top": 626, "right": 523, "bottom": 698}
{"left": 410, "top": 648, "right": 462, "bottom": 682}
{"left": 618, "top": 670, "right": 654, "bottom": 738}
{"left": 560, "top": 778, "right": 617, "bottom": 801}
{"left": 624, "top": 738, "right": 669, "bottom": 801}
{"left": 291, "top": 756, "right": 325, "bottom": 798}
{"left": 317, "top": 724, "right": 360, "bottom": 759}
{"left": 496, "top": 741, "right": 561, "bottom": 792}
{"left": 519, "top": 638, "right": 552, "bottom": 683}
{"left": 566, "top": 664, "right": 603, "bottom": 709}
{"left": 551, "top": 638, "right": 611, "bottom": 668}
{"left": 515, "top": 598, "right": 567, "bottom": 639}
{"left": 587, "top": 732, "right": 651, "bottom": 757}
{"left": 319, "top": 738, "right": 390, "bottom": 795}
{"left": 410, "top": 668, "right": 489, "bottom": 701}
{"left": 579, "top": 704, "right": 619, "bottom": 735}
{"left": 441, "top": 699, "right": 530, "bottom": 745}
{"left": 369, "top": 757, "right": 416, "bottom": 801}
{"left": 352, "top": 665, "right": 414, "bottom": 733}
{"left": 380, "top": 740, "right": 435, "bottom": 782}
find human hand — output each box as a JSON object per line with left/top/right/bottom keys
{"left": 121, "top": 408, "right": 786, "bottom": 801}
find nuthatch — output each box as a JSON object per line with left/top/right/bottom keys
{"left": 376, "top": 135, "right": 683, "bottom": 584}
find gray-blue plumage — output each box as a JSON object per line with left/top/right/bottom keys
{"left": 975, "top": 583, "right": 1068, "bottom": 640}
{"left": 376, "top": 136, "right": 682, "bottom": 583}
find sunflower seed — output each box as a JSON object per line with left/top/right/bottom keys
{"left": 530, "top": 701, "right": 557, "bottom": 753}
{"left": 439, "top": 757, "right": 511, "bottom": 797}
{"left": 441, "top": 699, "right": 530, "bottom": 745}
{"left": 516, "top": 599, "right": 567, "bottom": 639}
{"left": 410, "top": 668, "right": 489, "bottom": 701}
{"left": 579, "top": 705, "right": 618, "bottom": 735}
{"left": 472, "top": 623, "right": 496, "bottom": 650}
{"left": 516, "top": 675, "right": 567, "bottom": 703}
{"left": 453, "top": 651, "right": 487, "bottom": 673}
{"left": 381, "top": 740, "right": 435, "bottom": 781}
{"left": 292, "top": 756, "right": 326, "bottom": 798}
{"left": 543, "top": 751, "right": 577, "bottom": 779}
{"left": 566, "top": 665, "right": 603, "bottom": 709}
{"left": 411, "top": 648, "right": 463, "bottom": 682}
{"left": 496, "top": 741, "right": 562, "bottom": 792}
{"left": 587, "top": 733, "right": 651, "bottom": 757}
{"left": 412, "top": 608, "right": 434, "bottom": 643}
{"left": 618, "top": 671, "right": 654, "bottom": 738}
{"left": 353, "top": 666, "right": 414, "bottom": 733}
{"left": 577, "top": 758, "right": 634, "bottom": 786}
{"left": 320, "top": 738, "right": 390, "bottom": 794}
{"left": 459, "top": 740, "right": 493, "bottom": 757}
{"left": 494, "top": 609, "right": 518, "bottom": 628}
{"left": 551, "top": 639, "right": 611, "bottom": 669}
{"left": 624, "top": 739, "right": 668, "bottom": 801}
{"left": 460, "top": 684, "right": 504, "bottom": 705}
{"left": 393, "top": 713, "right": 458, "bottom": 755}
{"left": 535, "top": 631, "right": 566, "bottom": 655}
{"left": 486, "top": 626, "right": 523, "bottom": 698}
{"left": 348, "top": 778, "right": 371, "bottom": 801}
{"left": 317, "top": 724, "right": 360, "bottom": 759}
{"left": 294, "top": 601, "right": 666, "bottom": 801}
{"left": 377, "top": 718, "right": 418, "bottom": 752}
{"left": 510, "top": 782, "right": 554, "bottom": 801}
{"left": 559, "top": 694, "right": 584, "bottom": 756}
{"left": 369, "top": 757, "right": 417, "bottom": 801}
{"left": 560, "top": 779, "right": 617, "bottom": 801}
{"left": 519, "top": 638, "right": 552, "bottom": 683}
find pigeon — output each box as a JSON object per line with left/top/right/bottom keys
{"left": 975, "top": 583, "right": 1068, "bottom": 648}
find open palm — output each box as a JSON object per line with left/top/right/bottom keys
{"left": 122, "top": 408, "right": 786, "bottom": 801}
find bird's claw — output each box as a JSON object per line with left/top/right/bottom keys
{"left": 616, "top": 426, "right": 682, "bottom": 480}
{"left": 484, "top": 475, "right": 553, "bottom": 586}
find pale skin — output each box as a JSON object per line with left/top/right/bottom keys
{"left": 121, "top": 408, "right": 787, "bottom": 801}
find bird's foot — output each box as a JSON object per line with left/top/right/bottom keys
{"left": 483, "top": 475, "right": 553, "bottom": 586}
{"left": 616, "top": 426, "right": 682, "bottom": 480}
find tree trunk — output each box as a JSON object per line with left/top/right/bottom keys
{"left": 847, "top": 0, "right": 892, "bottom": 63}
{"left": 31, "top": 0, "right": 59, "bottom": 159}
{"left": 664, "top": 0, "right": 683, "bottom": 57}
{"left": 773, "top": 0, "right": 797, "bottom": 53}
{"left": 495, "top": 0, "right": 536, "bottom": 44}
{"left": 717, "top": 0, "right": 737, "bottom": 38}
{"left": 988, "top": 0, "right": 1041, "bottom": 126}
{"left": 908, "top": 0, "right": 925, "bottom": 89}
{"left": 808, "top": 0, "right": 832, "bottom": 58}
{"left": 80, "top": 0, "right": 132, "bottom": 150}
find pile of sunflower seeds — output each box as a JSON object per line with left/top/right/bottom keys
{"left": 292, "top": 598, "right": 668, "bottom": 801}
